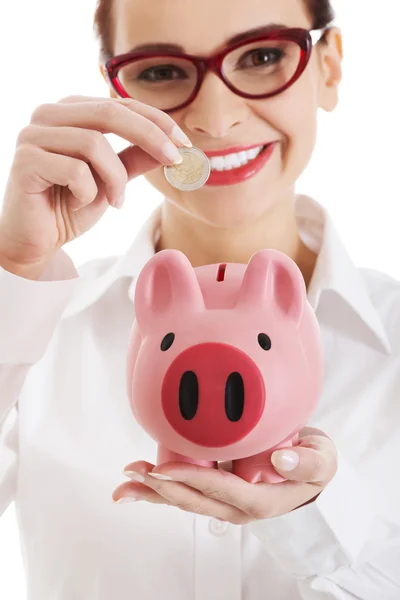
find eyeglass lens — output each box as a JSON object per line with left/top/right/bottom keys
{"left": 117, "top": 39, "right": 302, "bottom": 110}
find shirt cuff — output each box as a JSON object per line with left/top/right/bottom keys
{"left": 0, "top": 250, "right": 78, "bottom": 364}
{"left": 248, "top": 448, "right": 377, "bottom": 578}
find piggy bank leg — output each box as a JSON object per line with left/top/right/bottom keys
{"left": 157, "top": 446, "right": 217, "bottom": 469}
{"left": 232, "top": 433, "right": 300, "bottom": 484}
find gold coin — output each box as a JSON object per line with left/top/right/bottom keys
{"left": 164, "top": 147, "right": 210, "bottom": 191}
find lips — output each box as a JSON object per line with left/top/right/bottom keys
{"left": 203, "top": 143, "right": 271, "bottom": 158}
{"left": 204, "top": 142, "right": 277, "bottom": 187}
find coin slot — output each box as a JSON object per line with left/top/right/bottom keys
{"left": 217, "top": 264, "right": 227, "bottom": 282}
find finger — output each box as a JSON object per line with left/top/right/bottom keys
{"left": 150, "top": 462, "right": 271, "bottom": 518}
{"left": 55, "top": 97, "right": 189, "bottom": 182}
{"left": 30, "top": 100, "right": 186, "bottom": 168}
{"left": 298, "top": 426, "right": 332, "bottom": 440}
{"left": 148, "top": 462, "right": 323, "bottom": 520}
{"left": 17, "top": 125, "right": 128, "bottom": 208}
{"left": 145, "top": 475, "right": 249, "bottom": 524}
{"left": 123, "top": 462, "right": 249, "bottom": 523}
{"left": 116, "top": 144, "right": 161, "bottom": 182}
{"left": 57, "top": 96, "right": 192, "bottom": 148}
{"left": 271, "top": 437, "right": 338, "bottom": 483}
{"left": 122, "top": 460, "right": 234, "bottom": 479}
{"left": 123, "top": 460, "right": 155, "bottom": 479}
{"left": 112, "top": 480, "right": 174, "bottom": 505}
{"left": 17, "top": 145, "right": 98, "bottom": 211}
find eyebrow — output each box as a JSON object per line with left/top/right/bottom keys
{"left": 128, "top": 23, "right": 288, "bottom": 54}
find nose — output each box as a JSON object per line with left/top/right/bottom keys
{"left": 184, "top": 73, "right": 246, "bottom": 137}
{"left": 161, "top": 343, "right": 265, "bottom": 447}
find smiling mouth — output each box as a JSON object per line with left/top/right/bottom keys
{"left": 207, "top": 144, "right": 272, "bottom": 172}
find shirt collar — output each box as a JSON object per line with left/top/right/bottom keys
{"left": 297, "top": 194, "right": 391, "bottom": 354}
{"left": 62, "top": 194, "right": 391, "bottom": 354}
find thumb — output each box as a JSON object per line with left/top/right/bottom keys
{"left": 271, "top": 438, "right": 338, "bottom": 483}
{"left": 118, "top": 144, "right": 161, "bottom": 182}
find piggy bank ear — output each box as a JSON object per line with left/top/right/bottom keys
{"left": 134, "top": 249, "right": 204, "bottom": 332}
{"left": 236, "top": 249, "right": 306, "bottom": 325}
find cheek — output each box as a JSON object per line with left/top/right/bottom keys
{"left": 258, "top": 76, "right": 318, "bottom": 174}
{"left": 285, "top": 98, "right": 317, "bottom": 173}
{"left": 270, "top": 82, "right": 317, "bottom": 142}
{"left": 287, "top": 93, "right": 318, "bottom": 150}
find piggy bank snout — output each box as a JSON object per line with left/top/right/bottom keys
{"left": 161, "top": 343, "right": 265, "bottom": 447}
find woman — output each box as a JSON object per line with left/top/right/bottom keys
{"left": 0, "top": 0, "right": 399, "bottom": 598}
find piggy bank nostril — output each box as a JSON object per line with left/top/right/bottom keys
{"left": 225, "top": 372, "right": 245, "bottom": 422}
{"left": 179, "top": 371, "right": 199, "bottom": 420}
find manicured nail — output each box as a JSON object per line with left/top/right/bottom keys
{"left": 148, "top": 473, "right": 173, "bottom": 481}
{"left": 123, "top": 470, "right": 145, "bottom": 483}
{"left": 112, "top": 195, "right": 124, "bottom": 210}
{"left": 271, "top": 450, "right": 299, "bottom": 471}
{"left": 162, "top": 142, "right": 183, "bottom": 165}
{"left": 171, "top": 125, "right": 192, "bottom": 148}
{"left": 115, "top": 191, "right": 126, "bottom": 209}
{"left": 115, "top": 496, "right": 137, "bottom": 503}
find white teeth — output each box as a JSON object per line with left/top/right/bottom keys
{"left": 210, "top": 145, "right": 265, "bottom": 171}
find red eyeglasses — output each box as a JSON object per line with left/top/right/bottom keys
{"left": 104, "top": 28, "right": 326, "bottom": 113}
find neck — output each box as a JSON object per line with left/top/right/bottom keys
{"left": 156, "top": 193, "right": 317, "bottom": 289}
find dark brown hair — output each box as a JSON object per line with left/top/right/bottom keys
{"left": 93, "top": 0, "right": 335, "bottom": 62}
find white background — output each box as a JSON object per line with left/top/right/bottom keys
{"left": 0, "top": 0, "right": 399, "bottom": 596}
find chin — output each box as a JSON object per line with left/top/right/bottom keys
{"left": 185, "top": 188, "right": 276, "bottom": 231}
{"left": 145, "top": 163, "right": 282, "bottom": 230}
{"left": 192, "top": 172, "right": 283, "bottom": 227}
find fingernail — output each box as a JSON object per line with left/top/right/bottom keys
{"left": 271, "top": 450, "right": 299, "bottom": 471}
{"left": 111, "top": 196, "right": 124, "bottom": 210}
{"left": 171, "top": 125, "right": 192, "bottom": 148}
{"left": 114, "top": 496, "right": 137, "bottom": 503}
{"left": 114, "top": 191, "right": 125, "bottom": 210}
{"left": 123, "top": 470, "right": 146, "bottom": 483}
{"left": 162, "top": 142, "right": 183, "bottom": 165}
{"left": 148, "top": 473, "right": 173, "bottom": 481}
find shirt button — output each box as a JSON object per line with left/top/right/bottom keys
{"left": 209, "top": 518, "right": 229, "bottom": 535}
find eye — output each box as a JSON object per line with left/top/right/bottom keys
{"left": 161, "top": 333, "right": 175, "bottom": 351}
{"left": 258, "top": 333, "right": 271, "bottom": 351}
{"left": 239, "top": 47, "right": 283, "bottom": 69}
{"left": 138, "top": 65, "right": 188, "bottom": 82}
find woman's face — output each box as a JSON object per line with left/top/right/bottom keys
{"left": 110, "top": 0, "right": 342, "bottom": 228}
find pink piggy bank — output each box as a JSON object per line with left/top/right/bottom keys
{"left": 126, "top": 248, "right": 324, "bottom": 484}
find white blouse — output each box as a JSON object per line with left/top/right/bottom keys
{"left": 0, "top": 194, "right": 399, "bottom": 599}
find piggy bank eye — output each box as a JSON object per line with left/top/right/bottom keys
{"left": 258, "top": 333, "right": 271, "bottom": 351}
{"left": 161, "top": 333, "right": 175, "bottom": 351}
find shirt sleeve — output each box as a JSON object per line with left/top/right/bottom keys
{"left": 0, "top": 250, "right": 78, "bottom": 518}
{"left": 248, "top": 448, "right": 400, "bottom": 599}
